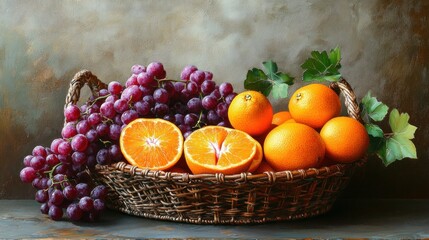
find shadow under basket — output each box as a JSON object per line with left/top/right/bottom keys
{"left": 90, "top": 159, "right": 365, "bottom": 224}
{"left": 66, "top": 70, "right": 366, "bottom": 224}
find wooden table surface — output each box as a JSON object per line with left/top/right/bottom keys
{"left": 1, "top": 199, "right": 428, "bottom": 239}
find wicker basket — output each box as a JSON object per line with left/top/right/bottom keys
{"left": 65, "top": 70, "right": 366, "bottom": 224}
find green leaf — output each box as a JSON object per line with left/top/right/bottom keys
{"left": 271, "top": 83, "right": 289, "bottom": 99}
{"left": 244, "top": 68, "right": 271, "bottom": 96}
{"left": 377, "top": 109, "right": 418, "bottom": 166}
{"left": 301, "top": 47, "right": 342, "bottom": 82}
{"left": 244, "top": 61, "right": 294, "bottom": 99}
{"left": 361, "top": 91, "right": 389, "bottom": 122}
{"left": 365, "top": 123, "right": 384, "bottom": 138}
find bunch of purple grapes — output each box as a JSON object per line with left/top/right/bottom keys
{"left": 19, "top": 62, "right": 237, "bottom": 221}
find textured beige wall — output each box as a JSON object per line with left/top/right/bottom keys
{"left": 0, "top": 0, "right": 428, "bottom": 198}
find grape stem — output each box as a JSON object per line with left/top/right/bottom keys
{"left": 83, "top": 94, "right": 111, "bottom": 116}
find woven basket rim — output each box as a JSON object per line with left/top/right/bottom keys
{"left": 94, "top": 157, "right": 366, "bottom": 183}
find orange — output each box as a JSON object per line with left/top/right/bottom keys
{"left": 228, "top": 90, "right": 273, "bottom": 136}
{"left": 320, "top": 116, "right": 369, "bottom": 163}
{"left": 120, "top": 118, "right": 183, "bottom": 170}
{"left": 288, "top": 83, "right": 341, "bottom": 129}
{"left": 272, "top": 111, "right": 293, "bottom": 125}
{"left": 253, "top": 161, "right": 275, "bottom": 174}
{"left": 263, "top": 122, "right": 325, "bottom": 171}
{"left": 247, "top": 140, "right": 263, "bottom": 173}
{"left": 184, "top": 126, "right": 257, "bottom": 174}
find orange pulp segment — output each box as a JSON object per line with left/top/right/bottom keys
{"left": 184, "top": 126, "right": 257, "bottom": 174}
{"left": 119, "top": 118, "right": 183, "bottom": 170}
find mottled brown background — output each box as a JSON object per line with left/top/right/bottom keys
{"left": 0, "top": 0, "right": 427, "bottom": 199}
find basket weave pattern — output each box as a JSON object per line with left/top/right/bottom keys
{"left": 66, "top": 70, "right": 365, "bottom": 224}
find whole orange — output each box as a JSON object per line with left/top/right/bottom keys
{"left": 263, "top": 122, "right": 325, "bottom": 171}
{"left": 228, "top": 90, "right": 273, "bottom": 136}
{"left": 320, "top": 116, "right": 369, "bottom": 163}
{"left": 288, "top": 83, "right": 341, "bottom": 129}
{"left": 272, "top": 111, "right": 293, "bottom": 126}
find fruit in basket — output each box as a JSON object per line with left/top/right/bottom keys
{"left": 120, "top": 118, "right": 184, "bottom": 170}
{"left": 247, "top": 140, "right": 263, "bottom": 173}
{"left": 228, "top": 90, "right": 273, "bottom": 136}
{"left": 254, "top": 160, "right": 275, "bottom": 174}
{"left": 320, "top": 116, "right": 369, "bottom": 163}
{"left": 288, "top": 83, "right": 341, "bottom": 129}
{"left": 184, "top": 126, "right": 258, "bottom": 174}
{"left": 271, "top": 111, "right": 293, "bottom": 126}
{"left": 263, "top": 122, "right": 325, "bottom": 171}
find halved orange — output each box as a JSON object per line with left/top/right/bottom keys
{"left": 247, "top": 140, "right": 263, "bottom": 173}
{"left": 184, "top": 126, "right": 257, "bottom": 175}
{"left": 120, "top": 118, "right": 183, "bottom": 170}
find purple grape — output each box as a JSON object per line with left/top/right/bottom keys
{"left": 204, "top": 71, "right": 213, "bottom": 80}
{"left": 186, "top": 82, "right": 199, "bottom": 95}
{"left": 180, "top": 65, "right": 198, "bottom": 80}
{"left": 72, "top": 151, "right": 87, "bottom": 166}
{"left": 71, "top": 134, "right": 89, "bottom": 152}
{"left": 48, "top": 205, "right": 63, "bottom": 220}
{"left": 85, "top": 129, "right": 98, "bottom": 143}
{"left": 131, "top": 64, "right": 146, "bottom": 75}
{"left": 53, "top": 161, "right": 69, "bottom": 174}
{"left": 183, "top": 131, "right": 193, "bottom": 139}
{"left": 57, "top": 141, "right": 72, "bottom": 155}
{"left": 174, "top": 82, "right": 185, "bottom": 93}
{"left": 174, "top": 113, "right": 184, "bottom": 125}
{"left": 153, "top": 88, "right": 169, "bottom": 104}
{"left": 87, "top": 113, "right": 102, "bottom": 126}
{"left": 184, "top": 113, "right": 199, "bottom": 127}
{"left": 46, "top": 154, "right": 59, "bottom": 167}
{"left": 67, "top": 203, "right": 83, "bottom": 221}
{"left": 23, "top": 155, "right": 33, "bottom": 167}
{"left": 76, "top": 183, "right": 90, "bottom": 198}
{"left": 216, "top": 102, "right": 228, "bottom": 118}
{"left": 147, "top": 62, "right": 165, "bottom": 79}
{"left": 219, "top": 82, "right": 234, "bottom": 96}
{"left": 114, "top": 99, "right": 129, "bottom": 113}
{"left": 202, "top": 95, "right": 217, "bottom": 110}
{"left": 50, "top": 189, "right": 64, "bottom": 206}
{"left": 40, "top": 203, "right": 49, "bottom": 214}
{"left": 108, "top": 81, "right": 123, "bottom": 95}
{"left": 121, "top": 85, "right": 143, "bottom": 102}
{"left": 210, "top": 89, "right": 221, "bottom": 99}
{"left": 96, "top": 123, "right": 109, "bottom": 137}
{"left": 32, "top": 146, "right": 47, "bottom": 157}
{"left": 91, "top": 185, "right": 108, "bottom": 200}
{"left": 189, "top": 70, "right": 205, "bottom": 85}
{"left": 105, "top": 94, "right": 118, "bottom": 103}
{"left": 100, "top": 101, "right": 116, "bottom": 119}
{"left": 79, "top": 197, "right": 94, "bottom": 212}
{"left": 143, "top": 95, "right": 155, "bottom": 106}
{"left": 153, "top": 103, "right": 169, "bottom": 117}
{"left": 135, "top": 101, "right": 151, "bottom": 116}
{"left": 108, "top": 144, "right": 122, "bottom": 162}
{"left": 61, "top": 123, "right": 77, "bottom": 139}
{"left": 108, "top": 124, "right": 122, "bottom": 140}
{"left": 178, "top": 124, "right": 192, "bottom": 134}
{"left": 76, "top": 120, "right": 90, "bottom": 134}
{"left": 207, "top": 110, "right": 221, "bottom": 125}
{"left": 121, "top": 110, "right": 139, "bottom": 125}
{"left": 139, "top": 85, "right": 154, "bottom": 96}
{"left": 93, "top": 199, "right": 105, "bottom": 211}
{"left": 125, "top": 75, "right": 138, "bottom": 87}
{"left": 30, "top": 156, "right": 45, "bottom": 170}
{"left": 187, "top": 98, "right": 202, "bottom": 113}
{"left": 98, "top": 89, "right": 109, "bottom": 97}
{"left": 96, "top": 149, "right": 111, "bottom": 165}
{"left": 225, "top": 92, "right": 237, "bottom": 105}
{"left": 163, "top": 114, "right": 175, "bottom": 122}
{"left": 64, "top": 105, "right": 81, "bottom": 122}
{"left": 137, "top": 72, "right": 155, "bottom": 87}
{"left": 63, "top": 185, "right": 78, "bottom": 200}
{"left": 201, "top": 80, "right": 216, "bottom": 95}
{"left": 35, "top": 190, "right": 48, "bottom": 203}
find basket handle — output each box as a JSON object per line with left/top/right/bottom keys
{"left": 330, "top": 78, "right": 362, "bottom": 123}
{"left": 64, "top": 70, "right": 107, "bottom": 109}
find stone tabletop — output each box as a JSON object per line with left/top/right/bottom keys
{"left": 1, "top": 199, "right": 428, "bottom": 239}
